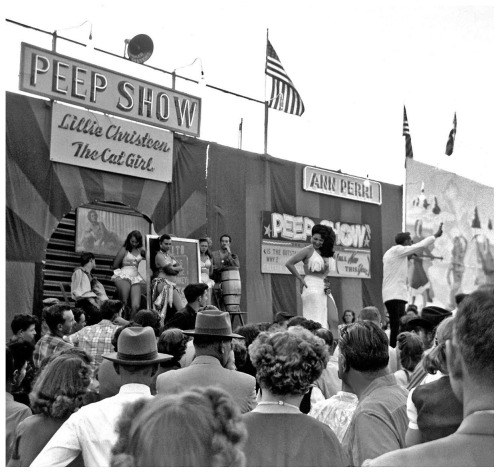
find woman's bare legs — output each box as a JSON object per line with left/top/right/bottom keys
{"left": 114, "top": 278, "right": 131, "bottom": 318}
{"left": 129, "top": 284, "right": 142, "bottom": 320}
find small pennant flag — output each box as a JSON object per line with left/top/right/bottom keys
{"left": 265, "top": 40, "right": 305, "bottom": 116}
{"left": 445, "top": 112, "right": 457, "bottom": 156}
{"left": 403, "top": 106, "right": 413, "bottom": 159}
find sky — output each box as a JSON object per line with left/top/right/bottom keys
{"left": 2, "top": 0, "right": 497, "bottom": 188}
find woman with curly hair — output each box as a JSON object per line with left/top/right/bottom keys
{"left": 7, "top": 353, "right": 92, "bottom": 466}
{"left": 394, "top": 331, "right": 424, "bottom": 387}
{"left": 111, "top": 386, "right": 247, "bottom": 467}
{"left": 243, "top": 326, "right": 347, "bottom": 467}
{"left": 285, "top": 224, "right": 339, "bottom": 336}
{"left": 405, "top": 316, "right": 463, "bottom": 446}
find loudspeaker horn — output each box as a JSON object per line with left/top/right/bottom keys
{"left": 125, "top": 34, "right": 154, "bottom": 64}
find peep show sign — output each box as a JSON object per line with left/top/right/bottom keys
{"left": 261, "top": 211, "right": 371, "bottom": 278}
{"left": 50, "top": 103, "right": 173, "bottom": 182}
{"left": 20, "top": 43, "right": 201, "bottom": 137}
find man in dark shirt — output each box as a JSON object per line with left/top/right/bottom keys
{"left": 164, "top": 283, "right": 217, "bottom": 331}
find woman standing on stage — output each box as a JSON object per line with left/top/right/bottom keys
{"left": 285, "top": 224, "right": 339, "bottom": 338}
{"left": 151, "top": 234, "right": 184, "bottom": 319}
{"left": 199, "top": 238, "right": 215, "bottom": 304}
{"left": 112, "top": 230, "right": 146, "bottom": 320}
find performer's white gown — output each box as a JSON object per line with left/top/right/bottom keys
{"left": 302, "top": 251, "right": 337, "bottom": 328}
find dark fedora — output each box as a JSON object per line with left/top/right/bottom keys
{"left": 407, "top": 306, "right": 452, "bottom": 332}
{"left": 102, "top": 326, "right": 172, "bottom": 366}
{"left": 182, "top": 310, "right": 244, "bottom": 339}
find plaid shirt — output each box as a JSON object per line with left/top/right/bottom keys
{"left": 33, "top": 333, "right": 73, "bottom": 369}
{"left": 68, "top": 320, "right": 118, "bottom": 372}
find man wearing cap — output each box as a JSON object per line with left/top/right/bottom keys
{"left": 156, "top": 310, "right": 257, "bottom": 413}
{"left": 363, "top": 289, "right": 493, "bottom": 467}
{"left": 382, "top": 223, "right": 444, "bottom": 347}
{"left": 31, "top": 326, "right": 171, "bottom": 467}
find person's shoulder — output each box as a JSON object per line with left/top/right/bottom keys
{"left": 362, "top": 437, "right": 454, "bottom": 467}
{"left": 231, "top": 369, "right": 256, "bottom": 383}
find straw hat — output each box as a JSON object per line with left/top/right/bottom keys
{"left": 102, "top": 326, "right": 172, "bottom": 365}
{"left": 182, "top": 310, "right": 244, "bottom": 339}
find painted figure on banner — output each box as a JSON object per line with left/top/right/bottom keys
{"left": 151, "top": 234, "right": 185, "bottom": 321}
{"left": 446, "top": 235, "right": 468, "bottom": 308}
{"left": 285, "top": 224, "right": 339, "bottom": 338}
{"left": 408, "top": 219, "right": 443, "bottom": 307}
{"left": 79, "top": 209, "right": 121, "bottom": 254}
{"left": 473, "top": 235, "right": 494, "bottom": 287}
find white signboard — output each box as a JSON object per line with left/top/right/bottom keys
{"left": 50, "top": 103, "right": 173, "bottom": 182}
{"left": 303, "top": 166, "right": 382, "bottom": 205}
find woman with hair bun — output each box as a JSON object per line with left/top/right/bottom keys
{"left": 8, "top": 353, "right": 92, "bottom": 466}
{"left": 111, "top": 386, "right": 247, "bottom": 467}
{"left": 151, "top": 234, "right": 184, "bottom": 319}
{"left": 394, "top": 331, "right": 424, "bottom": 387}
{"left": 285, "top": 224, "right": 339, "bottom": 336}
{"left": 242, "top": 326, "right": 347, "bottom": 467}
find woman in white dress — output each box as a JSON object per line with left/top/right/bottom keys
{"left": 285, "top": 224, "right": 339, "bottom": 338}
{"left": 112, "top": 230, "right": 146, "bottom": 319}
{"left": 199, "top": 238, "right": 215, "bottom": 304}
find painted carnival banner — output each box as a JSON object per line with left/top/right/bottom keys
{"left": 406, "top": 159, "right": 494, "bottom": 310}
{"left": 303, "top": 166, "right": 382, "bottom": 205}
{"left": 261, "top": 211, "right": 371, "bottom": 278}
{"left": 20, "top": 43, "right": 201, "bottom": 136}
{"left": 51, "top": 103, "right": 173, "bottom": 182}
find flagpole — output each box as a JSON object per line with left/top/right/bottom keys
{"left": 238, "top": 118, "right": 243, "bottom": 149}
{"left": 264, "top": 28, "right": 269, "bottom": 154}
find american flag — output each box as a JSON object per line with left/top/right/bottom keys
{"left": 265, "top": 40, "right": 305, "bottom": 116}
{"left": 403, "top": 106, "right": 413, "bottom": 159}
{"left": 445, "top": 112, "right": 457, "bottom": 156}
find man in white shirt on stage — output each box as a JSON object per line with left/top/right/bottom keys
{"left": 31, "top": 326, "right": 171, "bottom": 467}
{"left": 382, "top": 223, "right": 443, "bottom": 347}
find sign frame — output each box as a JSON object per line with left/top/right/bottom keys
{"left": 20, "top": 42, "right": 201, "bottom": 137}
{"left": 303, "top": 166, "right": 382, "bottom": 205}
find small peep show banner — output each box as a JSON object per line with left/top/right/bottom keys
{"left": 261, "top": 211, "right": 371, "bottom": 278}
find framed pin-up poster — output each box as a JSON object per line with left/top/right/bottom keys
{"left": 75, "top": 207, "right": 150, "bottom": 257}
{"left": 145, "top": 235, "right": 201, "bottom": 310}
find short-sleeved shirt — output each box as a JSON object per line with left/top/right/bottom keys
{"left": 68, "top": 320, "right": 118, "bottom": 372}
{"left": 342, "top": 373, "right": 409, "bottom": 466}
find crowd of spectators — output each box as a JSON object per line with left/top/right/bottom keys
{"left": 5, "top": 284, "right": 493, "bottom": 467}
